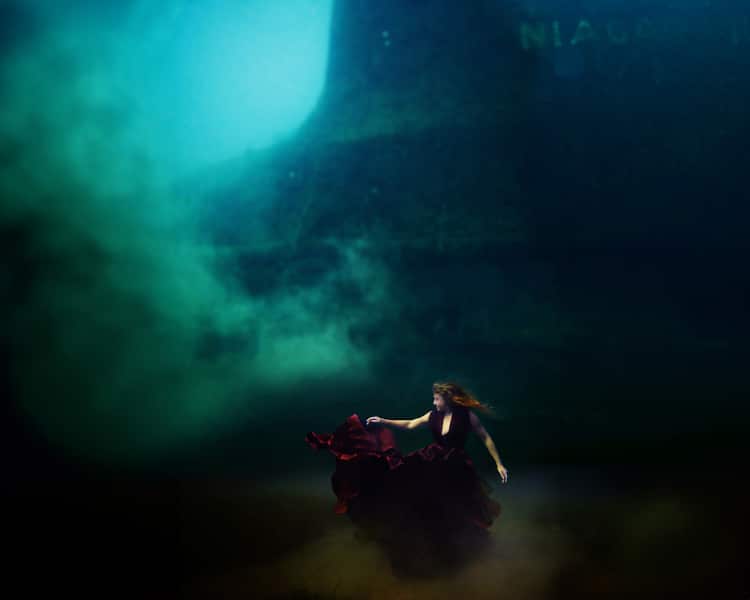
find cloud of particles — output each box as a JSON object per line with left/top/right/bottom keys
{"left": 1, "top": 4, "right": 392, "bottom": 467}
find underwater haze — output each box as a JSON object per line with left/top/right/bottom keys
{"left": 3, "top": 1, "right": 748, "bottom": 598}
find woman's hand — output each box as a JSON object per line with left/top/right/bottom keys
{"left": 496, "top": 463, "right": 509, "bottom": 483}
{"left": 366, "top": 416, "right": 383, "bottom": 425}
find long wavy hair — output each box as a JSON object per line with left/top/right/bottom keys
{"left": 432, "top": 381, "right": 496, "bottom": 417}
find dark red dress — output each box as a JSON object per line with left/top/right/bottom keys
{"left": 305, "top": 405, "right": 502, "bottom": 574}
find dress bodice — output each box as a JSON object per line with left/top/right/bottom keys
{"left": 429, "top": 404, "right": 471, "bottom": 449}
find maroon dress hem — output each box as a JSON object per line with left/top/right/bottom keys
{"left": 305, "top": 411, "right": 502, "bottom": 530}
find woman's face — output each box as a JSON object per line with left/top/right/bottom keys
{"left": 433, "top": 392, "right": 447, "bottom": 411}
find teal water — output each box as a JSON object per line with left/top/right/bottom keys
{"left": 2, "top": 1, "right": 747, "bottom": 597}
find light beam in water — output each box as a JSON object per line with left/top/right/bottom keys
{"left": 120, "top": 0, "right": 334, "bottom": 176}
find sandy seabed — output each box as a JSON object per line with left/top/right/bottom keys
{"left": 176, "top": 464, "right": 746, "bottom": 600}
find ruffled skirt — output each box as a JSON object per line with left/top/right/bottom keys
{"left": 305, "top": 413, "right": 502, "bottom": 574}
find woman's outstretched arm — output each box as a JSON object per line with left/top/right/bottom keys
{"left": 367, "top": 411, "right": 431, "bottom": 430}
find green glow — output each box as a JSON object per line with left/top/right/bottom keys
{"left": 1, "top": 4, "right": 388, "bottom": 467}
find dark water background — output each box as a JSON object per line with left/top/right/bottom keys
{"left": 2, "top": 1, "right": 748, "bottom": 598}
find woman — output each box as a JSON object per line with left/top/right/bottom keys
{"left": 305, "top": 381, "right": 509, "bottom": 575}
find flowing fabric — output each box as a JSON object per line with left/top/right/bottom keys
{"left": 305, "top": 406, "right": 502, "bottom": 574}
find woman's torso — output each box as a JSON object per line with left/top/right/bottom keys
{"left": 429, "top": 404, "right": 471, "bottom": 449}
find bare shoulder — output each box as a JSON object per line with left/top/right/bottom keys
{"left": 469, "top": 410, "right": 488, "bottom": 435}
